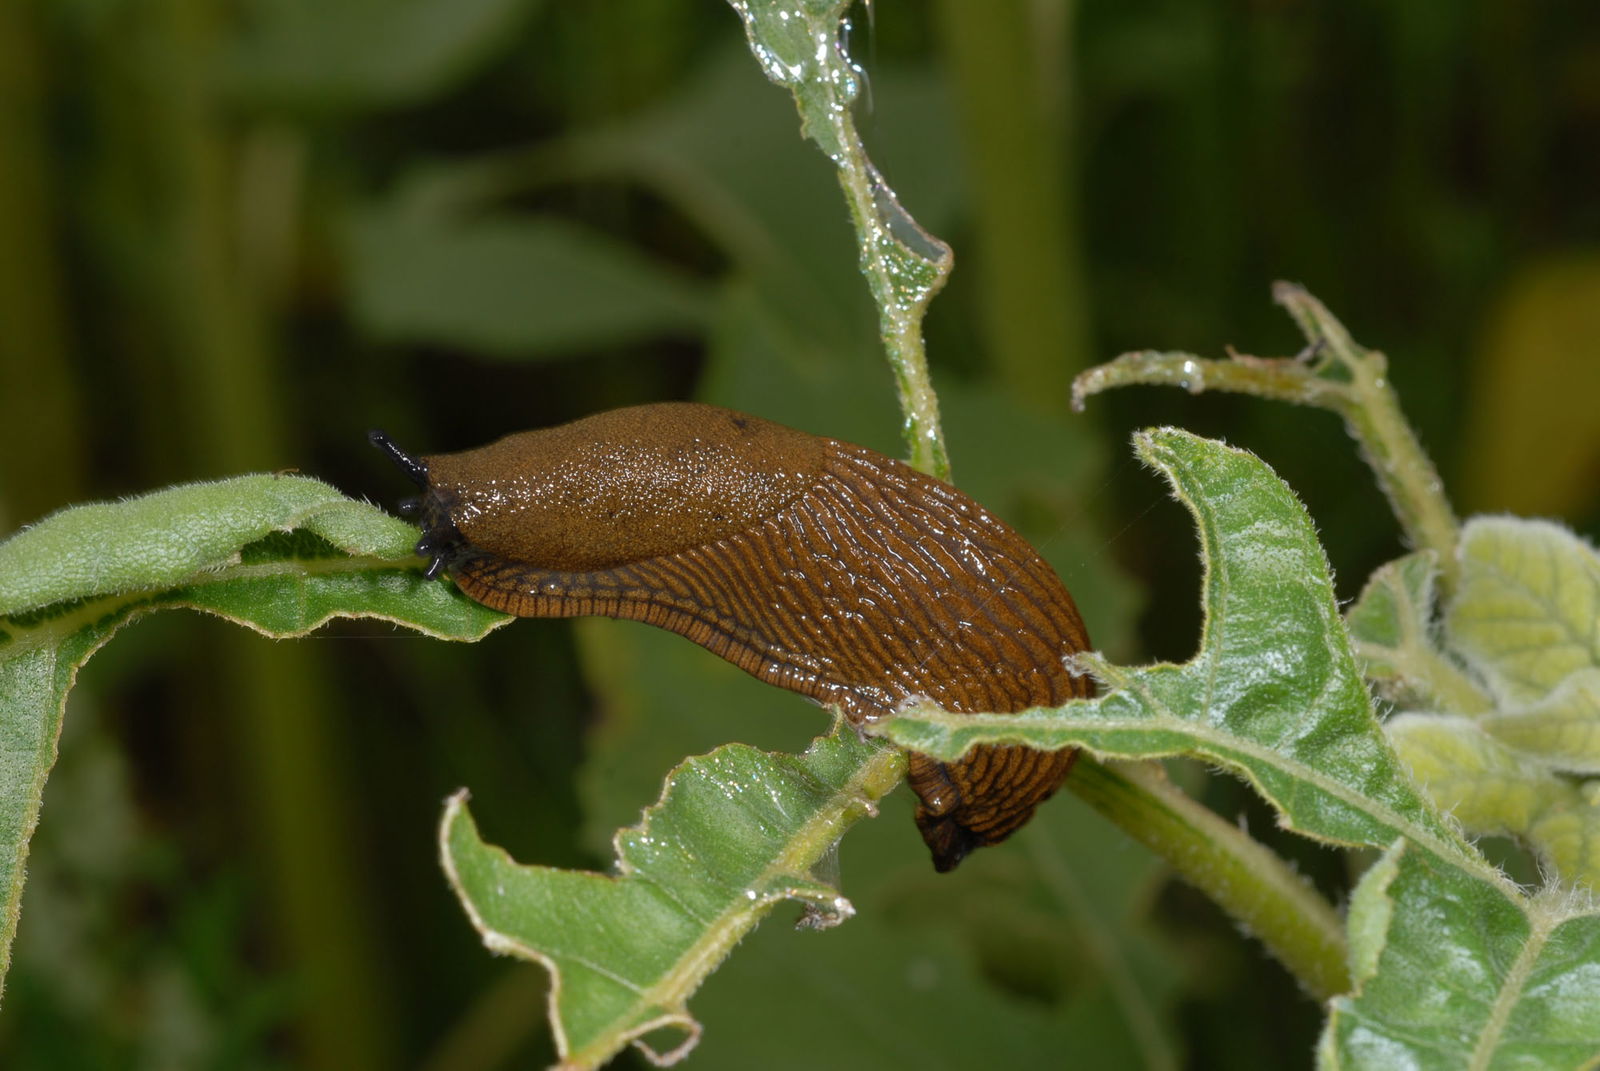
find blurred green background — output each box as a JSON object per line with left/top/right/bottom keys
{"left": 2, "top": 0, "right": 1597, "bottom": 1067}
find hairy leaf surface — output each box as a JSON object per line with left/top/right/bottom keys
{"left": 883, "top": 430, "right": 1600, "bottom": 1065}
{"left": 1448, "top": 518, "right": 1600, "bottom": 706}
{"left": 884, "top": 428, "right": 1483, "bottom": 875}
{"left": 0, "top": 475, "right": 506, "bottom": 996}
{"left": 1321, "top": 841, "right": 1600, "bottom": 1070}
{"left": 441, "top": 725, "right": 904, "bottom": 1068}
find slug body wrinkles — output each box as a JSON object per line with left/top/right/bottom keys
{"left": 373, "top": 402, "right": 1091, "bottom": 871}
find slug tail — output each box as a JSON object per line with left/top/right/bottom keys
{"left": 909, "top": 746, "right": 1078, "bottom": 871}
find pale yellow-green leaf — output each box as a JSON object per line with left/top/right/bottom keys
{"left": 1483, "top": 668, "right": 1600, "bottom": 774}
{"left": 1345, "top": 551, "right": 1491, "bottom": 714}
{"left": 1387, "top": 712, "right": 1600, "bottom": 889}
{"left": 1387, "top": 713, "right": 1556, "bottom": 832}
{"left": 1525, "top": 785, "right": 1600, "bottom": 892}
{"left": 1446, "top": 516, "right": 1600, "bottom": 705}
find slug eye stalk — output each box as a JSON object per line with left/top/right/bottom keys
{"left": 370, "top": 429, "right": 456, "bottom": 579}
{"left": 368, "top": 429, "right": 429, "bottom": 489}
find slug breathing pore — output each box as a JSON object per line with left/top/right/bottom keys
{"left": 371, "top": 402, "right": 1092, "bottom": 871}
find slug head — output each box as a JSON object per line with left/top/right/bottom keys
{"left": 369, "top": 429, "right": 459, "bottom": 578}
{"left": 379, "top": 403, "right": 828, "bottom": 575}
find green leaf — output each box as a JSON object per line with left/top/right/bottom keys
{"left": 1348, "top": 522, "right": 1600, "bottom": 886}
{"left": 1346, "top": 552, "right": 1433, "bottom": 688}
{"left": 1482, "top": 669, "right": 1600, "bottom": 774}
{"left": 438, "top": 723, "right": 905, "bottom": 1069}
{"left": 570, "top": 605, "right": 1173, "bottom": 1069}
{"left": 229, "top": 0, "right": 545, "bottom": 111}
{"left": 1447, "top": 517, "right": 1600, "bottom": 706}
{"left": 1387, "top": 713, "right": 1600, "bottom": 889}
{"left": 725, "top": 0, "right": 860, "bottom": 164}
{"left": 1320, "top": 840, "right": 1600, "bottom": 1070}
{"left": 1346, "top": 551, "right": 1491, "bottom": 714}
{"left": 1387, "top": 713, "right": 1563, "bottom": 833}
{"left": 1525, "top": 786, "right": 1600, "bottom": 893}
{"left": 1344, "top": 842, "right": 1399, "bottom": 987}
{"left": 344, "top": 206, "right": 711, "bottom": 360}
{"left": 0, "top": 476, "right": 507, "bottom": 999}
{"left": 687, "top": 795, "right": 1183, "bottom": 1071}
{"left": 0, "top": 475, "right": 414, "bottom": 615}
{"left": 882, "top": 428, "right": 1486, "bottom": 877}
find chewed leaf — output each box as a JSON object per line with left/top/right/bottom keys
{"left": 725, "top": 0, "right": 953, "bottom": 476}
{"left": 1483, "top": 669, "right": 1600, "bottom": 773}
{"left": 723, "top": 0, "right": 948, "bottom": 295}
{"left": 0, "top": 476, "right": 508, "bottom": 997}
{"left": 1448, "top": 517, "right": 1600, "bottom": 705}
{"left": 440, "top": 722, "right": 903, "bottom": 1069}
{"left": 1388, "top": 713, "right": 1600, "bottom": 889}
{"left": 1320, "top": 840, "right": 1600, "bottom": 1069}
{"left": 725, "top": 0, "right": 857, "bottom": 161}
{"left": 1346, "top": 552, "right": 1491, "bottom": 714}
{"left": 883, "top": 428, "right": 1484, "bottom": 876}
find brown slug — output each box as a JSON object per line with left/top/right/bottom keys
{"left": 371, "top": 402, "right": 1091, "bottom": 871}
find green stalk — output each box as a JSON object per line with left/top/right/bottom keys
{"left": 150, "top": 0, "right": 394, "bottom": 1065}
{"left": 726, "top": 0, "right": 953, "bottom": 479}
{"left": 1073, "top": 283, "right": 1461, "bottom": 588}
{"left": 932, "top": 12, "right": 1351, "bottom": 997}
{"left": 1068, "top": 758, "right": 1351, "bottom": 1001}
{"left": 1283, "top": 285, "right": 1460, "bottom": 590}
{"left": 0, "top": 0, "right": 86, "bottom": 527}
{"left": 829, "top": 137, "right": 953, "bottom": 480}
{"left": 727, "top": 4, "right": 1354, "bottom": 1006}
{"left": 728, "top": 10, "right": 1356, "bottom": 1005}
{"left": 935, "top": 0, "right": 1090, "bottom": 409}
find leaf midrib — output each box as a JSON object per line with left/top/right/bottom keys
{"left": 1468, "top": 906, "right": 1551, "bottom": 1070}
{"left": 567, "top": 743, "right": 903, "bottom": 1068}
{"left": 895, "top": 703, "right": 1501, "bottom": 891}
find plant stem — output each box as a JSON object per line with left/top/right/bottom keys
{"left": 935, "top": 0, "right": 1090, "bottom": 411}
{"left": 1073, "top": 283, "right": 1460, "bottom": 588}
{"left": 152, "top": 0, "right": 395, "bottom": 1064}
{"left": 833, "top": 147, "right": 953, "bottom": 481}
{"left": 0, "top": 0, "right": 86, "bottom": 528}
{"left": 1068, "top": 757, "right": 1352, "bottom": 1001}
{"left": 726, "top": 0, "right": 953, "bottom": 479}
{"left": 1285, "top": 284, "right": 1460, "bottom": 591}
{"left": 728, "top": 10, "right": 1359, "bottom": 1009}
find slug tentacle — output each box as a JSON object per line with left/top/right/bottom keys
{"left": 368, "top": 429, "right": 430, "bottom": 489}
{"left": 371, "top": 430, "right": 461, "bottom": 578}
{"left": 374, "top": 402, "right": 1091, "bottom": 872}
